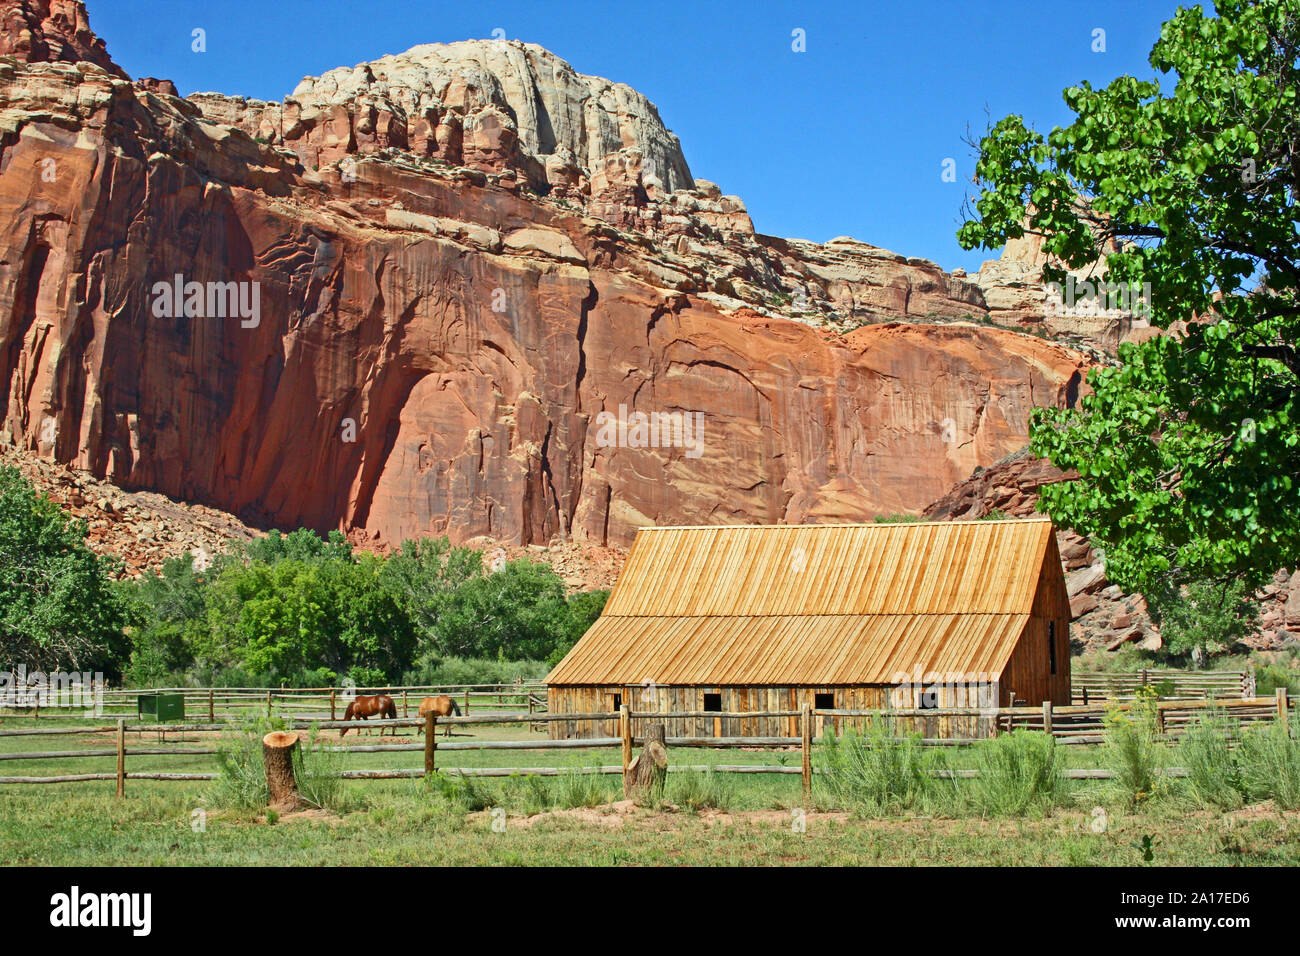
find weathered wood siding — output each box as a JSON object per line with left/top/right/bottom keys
{"left": 1000, "top": 616, "right": 1071, "bottom": 706}
{"left": 547, "top": 684, "right": 1000, "bottom": 740}
{"left": 1002, "top": 531, "right": 1072, "bottom": 705}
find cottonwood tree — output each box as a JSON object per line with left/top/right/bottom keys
{"left": 959, "top": 0, "right": 1300, "bottom": 598}
{"left": 0, "top": 466, "right": 128, "bottom": 674}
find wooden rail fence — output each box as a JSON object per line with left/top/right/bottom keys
{"left": 2, "top": 670, "right": 1266, "bottom": 722}
{"left": 0, "top": 690, "right": 1291, "bottom": 798}
{"left": 0, "top": 682, "right": 549, "bottom": 722}
{"left": 1070, "top": 669, "right": 1251, "bottom": 704}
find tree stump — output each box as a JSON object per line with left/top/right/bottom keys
{"left": 262, "top": 731, "right": 304, "bottom": 812}
{"left": 624, "top": 722, "right": 668, "bottom": 803}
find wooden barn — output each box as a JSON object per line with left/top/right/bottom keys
{"left": 545, "top": 519, "right": 1071, "bottom": 740}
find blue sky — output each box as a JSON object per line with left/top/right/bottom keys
{"left": 89, "top": 0, "right": 1183, "bottom": 273}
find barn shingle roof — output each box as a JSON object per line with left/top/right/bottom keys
{"left": 546, "top": 520, "right": 1061, "bottom": 686}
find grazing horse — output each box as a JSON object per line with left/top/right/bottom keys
{"left": 339, "top": 694, "right": 397, "bottom": 737}
{"left": 417, "top": 695, "right": 461, "bottom": 737}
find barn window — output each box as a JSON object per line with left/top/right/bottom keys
{"left": 814, "top": 692, "right": 835, "bottom": 711}
{"left": 611, "top": 693, "right": 622, "bottom": 711}
{"left": 918, "top": 686, "right": 939, "bottom": 709}
{"left": 703, "top": 693, "right": 722, "bottom": 712}
{"left": 1048, "top": 621, "right": 1058, "bottom": 675}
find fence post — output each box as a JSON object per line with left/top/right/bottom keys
{"left": 424, "top": 713, "right": 436, "bottom": 775}
{"left": 464, "top": 688, "right": 470, "bottom": 717}
{"left": 1278, "top": 687, "right": 1290, "bottom": 732}
{"left": 115, "top": 719, "right": 125, "bottom": 798}
{"left": 1156, "top": 702, "right": 1166, "bottom": 736}
{"left": 208, "top": 689, "right": 214, "bottom": 724}
{"left": 330, "top": 690, "right": 336, "bottom": 722}
{"left": 266, "top": 690, "right": 272, "bottom": 718}
{"left": 801, "top": 704, "right": 812, "bottom": 797}
{"left": 403, "top": 690, "right": 409, "bottom": 718}
{"left": 1042, "top": 700, "right": 1053, "bottom": 736}
{"left": 620, "top": 705, "right": 632, "bottom": 783}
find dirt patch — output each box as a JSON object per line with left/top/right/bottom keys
{"left": 470, "top": 801, "right": 851, "bottom": 832}
{"left": 1224, "top": 802, "right": 1298, "bottom": 823}
{"left": 262, "top": 807, "right": 342, "bottom": 825}
{"left": 699, "top": 808, "right": 849, "bottom": 828}
{"left": 517, "top": 807, "right": 630, "bottom": 829}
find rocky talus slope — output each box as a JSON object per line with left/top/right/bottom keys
{"left": 0, "top": 1, "right": 1110, "bottom": 552}
{"left": 0, "top": 446, "right": 257, "bottom": 577}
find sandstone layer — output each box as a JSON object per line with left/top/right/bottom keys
{"left": 0, "top": 2, "right": 1100, "bottom": 549}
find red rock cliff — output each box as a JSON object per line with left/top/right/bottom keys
{"left": 0, "top": 1, "right": 1096, "bottom": 547}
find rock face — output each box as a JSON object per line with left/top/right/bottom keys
{"left": 188, "top": 39, "right": 695, "bottom": 196}
{"left": 971, "top": 228, "right": 1156, "bottom": 353}
{"left": 0, "top": 0, "right": 123, "bottom": 78}
{"left": 923, "top": 450, "right": 1300, "bottom": 654}
{"left": 0, "top": 1, "right": 1097, "bottom": 549}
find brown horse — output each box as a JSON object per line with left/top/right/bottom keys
{"left": 339, "top": 694, "right": 397, "bottom": 737}
{"left": 417, "top": 695, "right": 461, "bottom": 737}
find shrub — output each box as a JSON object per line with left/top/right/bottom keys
{"left": 815, "top": 718, "right": 934, "bottom": 814}
{"left": 211, "top": 717, "right": 282, "bottom": 809}
{"left": 1237, "top": 723, "right": 1300, "bottom": 809}
{"left": 518, "top": 774, "right": 553, "bottom": 815}
{"left": 668, "top": 768, "right": 734, "bottom": 811}
{"left": 1253, "top": 658, "right": 1300, "bottom": 696}
{"left": 292, "top": 725, "right": 355, "bottom": 812}
{"left": 555, "top": 768, "right": 613, "bottom": 809}
{"left": 872, "top": 513, "right": 923, "bottom": 524}
{"left": 967, "top": 730, "right": 1064, "bottom": 815}
{"left": 1101, "top": 688, "right": 1167, "bottom": 807}
{"left": 1177, "top": 708, "right": 1244, "bottom": 810}
{"left": 211, "top": 717, "right": 351, "bottom": 812}
{"left": 424, "top": 772, "right": 499, "bottom": 812}
{"left": 401, "top": 655, "right": 548, "bottom": 688}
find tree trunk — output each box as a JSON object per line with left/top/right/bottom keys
{"left": 624, "top": 723, "right": 668, "bottom": 804}
{"left": 262, "top": 731, "right": 303, "bottom": 812}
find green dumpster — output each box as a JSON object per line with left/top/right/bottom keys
{"left": 137, "top": 693, "right": 185, "bottom": 722}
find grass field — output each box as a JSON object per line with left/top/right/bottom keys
{"left": 3, "top": 713, "right": 1298, "bottom": 866}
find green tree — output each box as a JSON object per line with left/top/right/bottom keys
{"left": 239, "top": 527, "right": 353, "bottom": 565}
{"left": 959, "top": 0, "right": 1300, "bottom": 596}
{"left": 198, "top": 545, "right": 418, "bottom": 683}
{"left": 1148, "top": 578, "right": 1259, "bottom": 665}
{"left": 378, "top": 537, "right": 484, "bottom": 641}
{"left": 327, "top": 552, "right": 418, "bottom": 679}
{"left": 550, "top": 588, "right": 610, "bottom": 667}
{"left": 200, "top": 559, "right": 333, "bottom": 677}
{"left": 117, "top": 554, "right": 208, "bottom": 683}
{"left": 0, "top": 466, "right": 128, "bottom": 674}
{"left": 430, "top": 558, "right": 604, "bottom": 661}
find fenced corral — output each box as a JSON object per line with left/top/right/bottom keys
{"left": 0, "top": 682, "right": 549, "bottom": 722}
{"left": 0, "top": 668, "right": 1250, "bottom": 725}
{"left": 1, "top": 690, "right": 1292, "bottom": 797}
{"left": 1071, "top": 669, "right": 1250, "bottom": 703}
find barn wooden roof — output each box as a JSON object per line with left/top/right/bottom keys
{"left": 546, "top": 519, "right": 1062, "bottom": 686}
